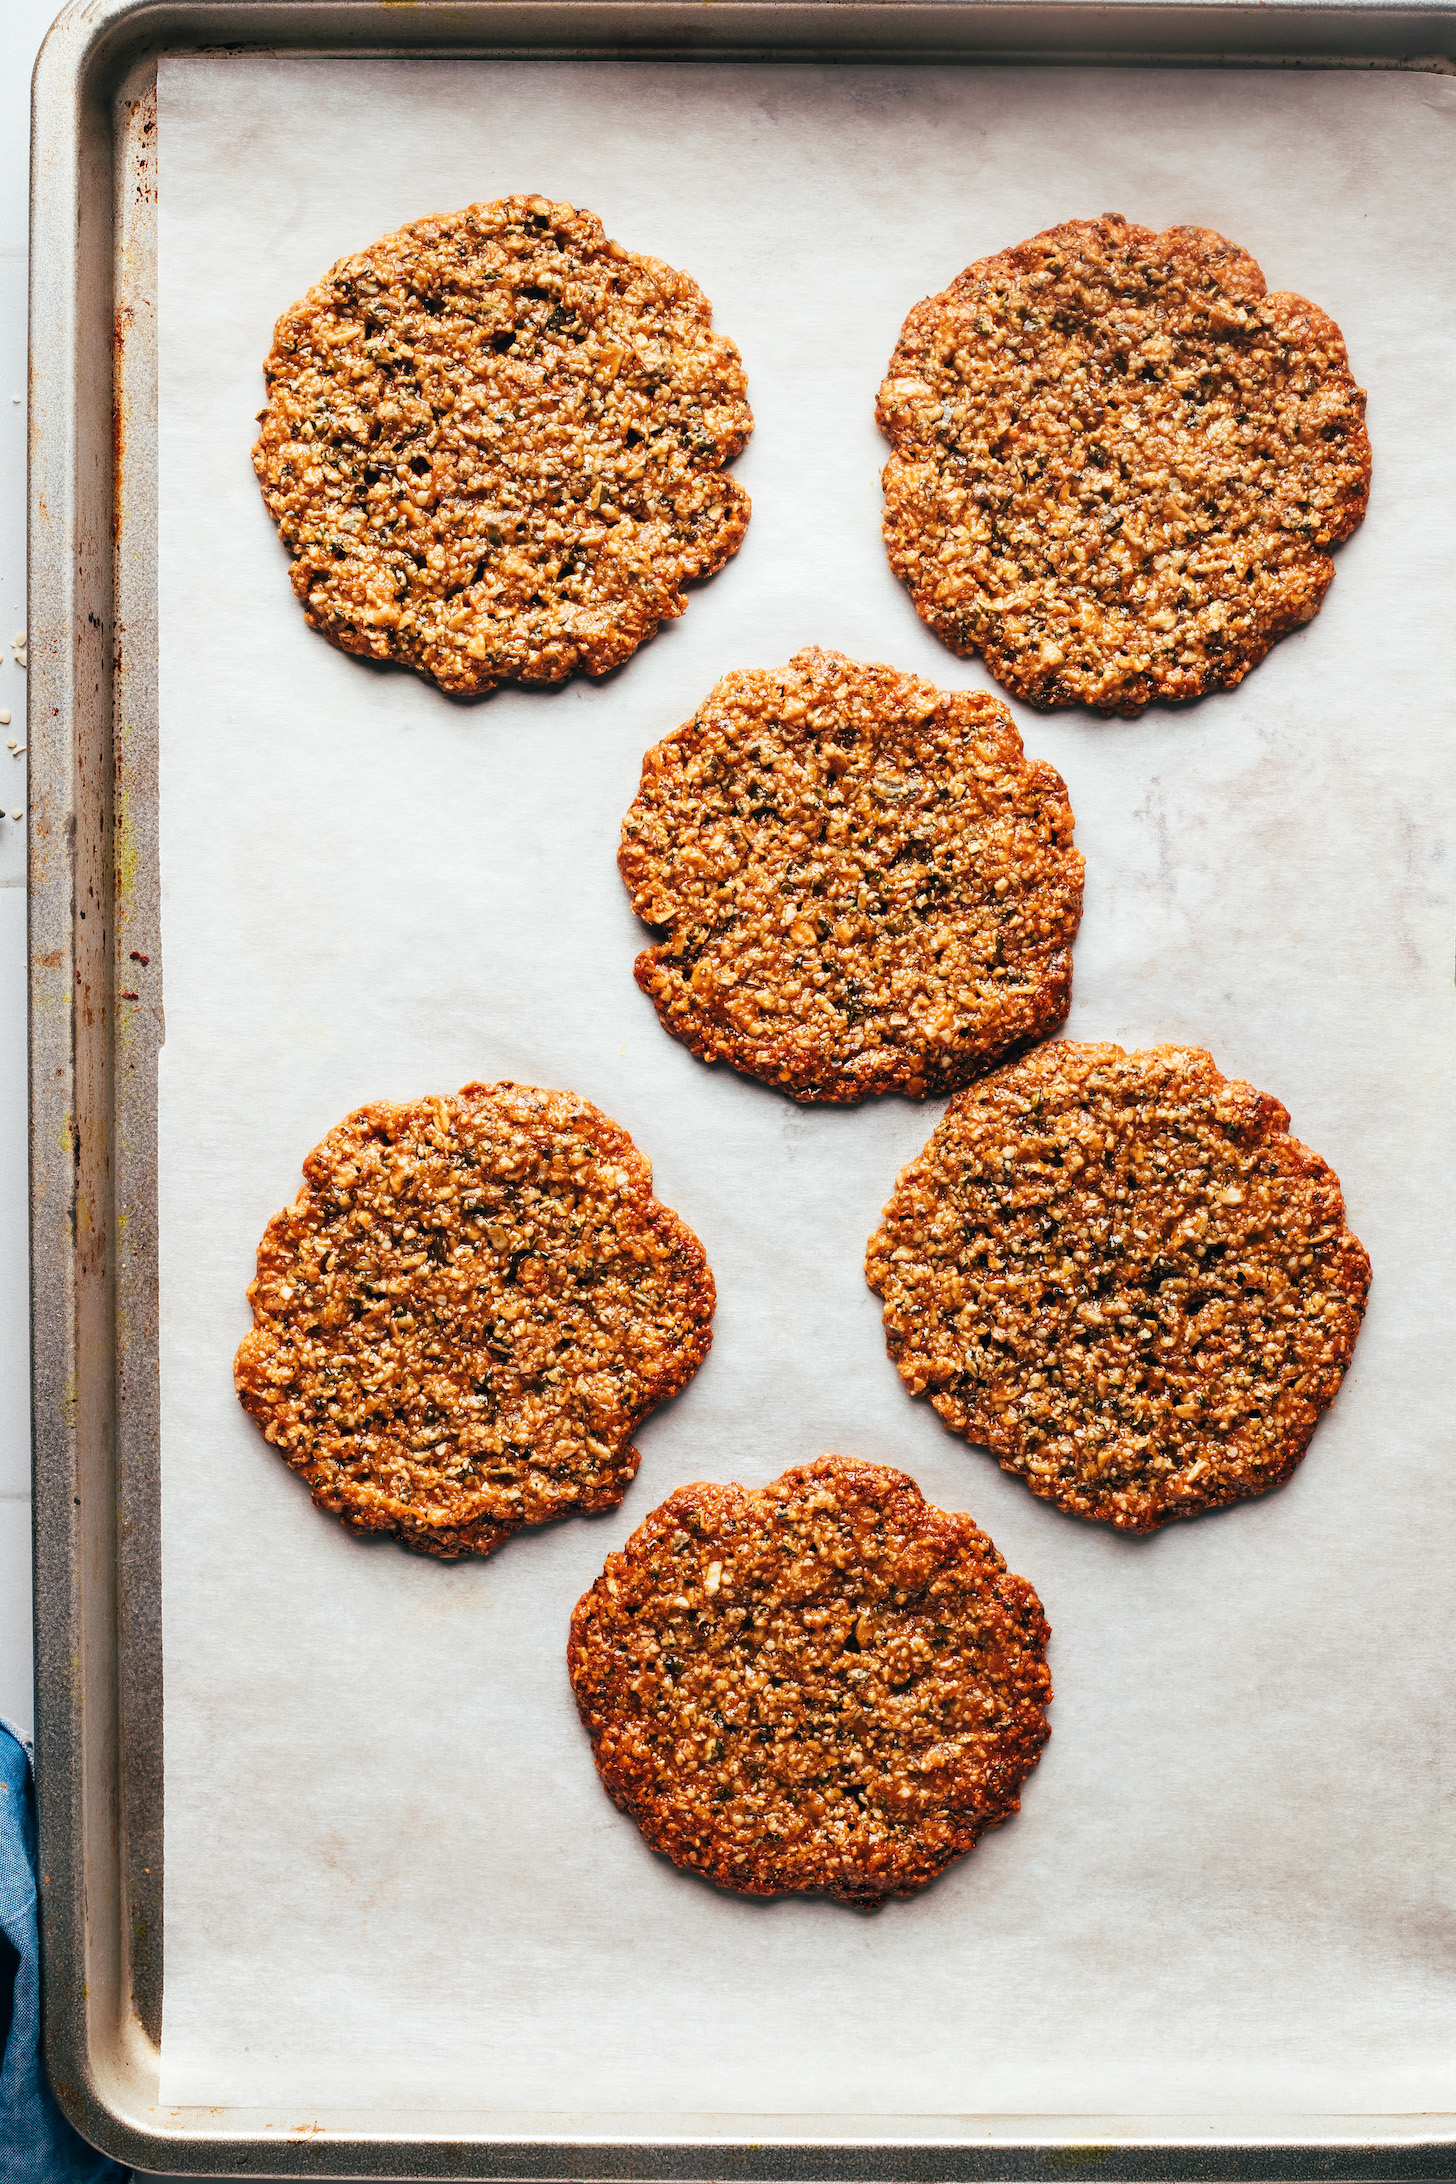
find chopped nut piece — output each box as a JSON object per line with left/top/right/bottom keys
{"left": 569, "top": 1455, "right": 1051, "bottom": 1906}
{"left": 878, "top": 215, "right": 1370, "bottom": 715}
{"left": 866, "top": 1042, "right": 1370, "bottom": 1530}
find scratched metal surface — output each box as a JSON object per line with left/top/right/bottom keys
{"left": 28, "top": 0, "right": 1456, "bottom": 2175}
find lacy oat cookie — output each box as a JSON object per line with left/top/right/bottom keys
{"left": 253, "top": 195, "right": 752, "bottom": 696}
{"left": 619, "top": 647, "right": 1084, "bottom": 1103}
{"left": 866, "top": 1043, "right": 1370, "bottom": 1531}
{"left": 877, "top": 215, "right": 1370, "bottom": 715}
{"left": 234, "top": 1083, "right": 715, "bottom": 1558}
{"left": 568, "top": 1455, "right": 1051, "bottom": 1906}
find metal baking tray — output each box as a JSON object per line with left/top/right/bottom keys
{"left": 28, "top": 0, "right": 1456, "bottom": 2174}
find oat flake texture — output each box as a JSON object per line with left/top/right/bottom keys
{"left": 252, "top": 194, "right": 752, "bottom": 695}
{"left": 865, "top": 1043, "right": 1371, "bottom": 1531}
{"left": 234, "top": 1083, "right": 715, "bottom": 1558}
{"left": 619, "top": 647, "right": 1084, "bottom": 1103}
{"left": 877, "top": 214, "right": 1371, "bottom": 715}
{"left": 568, "top": 1455, "right": 1052, "bottom": 1907}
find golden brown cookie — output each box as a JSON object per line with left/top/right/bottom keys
{"left": 253, "top": 195, "right": 752, "bottom": 696}
{"left": 877, "top": 215, "right": 1370, "bottom": 715}
{"left": 619, "top": 647, "right": 1084, "bottom": 1103}
{"left": 866, "top": 1043, "right": 1370, "bottom": 1531}
{"left": 235, "top": 1083, "right": 715, "bottom": 1558}
{"left": 567, "top": 1455, "right": 1052, "bottom": 1907}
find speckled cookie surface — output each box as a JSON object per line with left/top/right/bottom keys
{"left": 234, "top": 1083, "right": 715, "bottom": 1558}
{"left": 619, "top": 647, "right": 1084, "bottom": 1103}
{"left": 567, "top": 1455, "right": 1051, "bottom": 1907}
{"left": 866, "top": 1043, "right": 1370, "bottom": 1531}
{"left": 252, "top": 195, "right": 752, "bottom": 696}
{"left": 877, "top": 215, "right": 1370, "bottom": 715}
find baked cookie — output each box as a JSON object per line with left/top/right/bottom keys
{"left": 569, "top": 1456, "right": 1050, "bottom": 1906}
{"left": 253, "top": 195, "right": 752, "bottom": 696}
{"left": 866, "top": 1043, "right": 1370, "bottom": 1531}
{"left": 877, "top": 215, "right": 1370, "bottom": 715}
{"left": 235, "top": 1083, "right": 714, "bottom": 1557}
{"left": 619, "top": 647, "right": 1084, "bottom": 1103}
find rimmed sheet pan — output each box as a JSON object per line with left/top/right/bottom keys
{"left": 30, "top": 2, "right": 1456, "bottom": 2174}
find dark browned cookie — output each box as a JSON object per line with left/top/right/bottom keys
{"left": 568, "top": 1455, "right": 1052, "bottom": 1906}
{"left": 619, "top": 647, "right": 1084, "bottom": 1103}
{"left": 866, "top": 1043, "right": 1370, "bottom": 1532}
{"left": 877, "top": 215, "right": 1371, "bottom": 716}
{"left": 253, "top": 194, "right": 752, "bottom": 696}
{"left": 234, "top": 1083, "right": 714, "bottom": 1558}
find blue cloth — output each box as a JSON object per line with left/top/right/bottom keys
{"left": 0, "top": 1718, "right": 129, "bottom": 2183}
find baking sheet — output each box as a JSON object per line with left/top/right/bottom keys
{"left": 155, "top": 54, "right": 1456, "bottom": 2128}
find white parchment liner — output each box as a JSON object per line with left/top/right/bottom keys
{"left": 156, "top": 56, "right": 1456, "bottom": 2123}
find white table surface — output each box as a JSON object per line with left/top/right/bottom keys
{"left": 0, "top": 0, "right": 49, "bottom": 1749}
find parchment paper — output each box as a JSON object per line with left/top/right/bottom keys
{"left": 155, "top": 55, "right": 1456, "bottom": 2130}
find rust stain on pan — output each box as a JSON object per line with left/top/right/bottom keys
{"left": 112, "top": 304, "right": 132, "bottom": 545}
